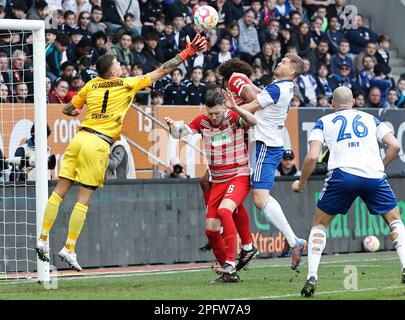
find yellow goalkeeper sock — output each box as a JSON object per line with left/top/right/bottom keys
{"left": 40, "top": 192, "right": 63, "bottom": 242}
{"left": 65, "top": 202, "right": 88, "bottom": 253}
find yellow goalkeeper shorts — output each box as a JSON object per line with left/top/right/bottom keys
{"left": 59, "top": 130, "right": 110, "bottom": 188}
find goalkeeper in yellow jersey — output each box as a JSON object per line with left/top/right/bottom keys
{"left": 35, "top": 34, "right": 207, "bottom": 271}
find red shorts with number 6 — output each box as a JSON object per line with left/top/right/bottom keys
{"left": 206, "top": 175, "right": 250, "bottom": 219}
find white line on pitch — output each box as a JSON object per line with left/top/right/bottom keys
{"left": 236, "top": 285, "right": 405, "bottom": 300}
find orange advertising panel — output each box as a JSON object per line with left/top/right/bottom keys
{"left": 0, "top": 104, "right": 299, "bottom": 179}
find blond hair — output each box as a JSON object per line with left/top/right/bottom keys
{"left": 285, "top": 53, "right": 305, "bottom": 78}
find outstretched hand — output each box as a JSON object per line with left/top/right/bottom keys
{"left": 179, "top": 34, "right": 207, "bottom": 60}
{"left": 292, "top": 180, "right": 303, "bottom": 193}
{"left": 222, "top": 88, "right": 237, "bottom": 110}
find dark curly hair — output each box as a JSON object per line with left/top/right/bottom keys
{"left": 217, "top": 59, "right": 254, "bottom": 83}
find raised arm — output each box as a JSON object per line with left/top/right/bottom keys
{"left": 149, "top": 34, "right": 207, "bottom": 83}
{"left": 223, "top": 89, "right": 257, "bottom": 127}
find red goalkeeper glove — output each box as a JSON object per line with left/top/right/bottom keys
{"left": 179, "top": 34, "right": 207, "bottom": 61}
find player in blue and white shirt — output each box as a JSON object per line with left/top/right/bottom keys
{"left": 293, "top": 87, "right": 405, "bottom": 297}
{"left": 224, "top": 53, "right": 308, "bottom": 270}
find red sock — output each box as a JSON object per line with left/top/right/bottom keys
{"left": 233, "top": 205, "right": 252, "bottom": 246}
{"left": 203, "top": 190, "right": 211, "bottom": 206}
{"left": 205, "top": 230, "right": 226, "bottom": 265}
{"left": 218, "top": 208, "right": 237, "bottom": 263}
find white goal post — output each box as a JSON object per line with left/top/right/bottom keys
{"left": 0, "top": 19, "right": 49, "bottom": 282}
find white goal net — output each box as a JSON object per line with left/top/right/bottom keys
{"left": 0, "top": 20, "right": 49, "bottom": 281}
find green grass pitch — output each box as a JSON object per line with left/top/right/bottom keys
{"left": 1, "top": 251, "right": 404, "bottom": 300}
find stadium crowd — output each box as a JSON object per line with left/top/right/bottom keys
{"left": 0, "top": 0, "right": 405, "bottom": 109}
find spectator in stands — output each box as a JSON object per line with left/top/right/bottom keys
{"left": 48, "top": 78, "right": 69, "bottom": 104}
{"left": 115, "top": 0, "right": 142, "bottom": 36}
{"left": 110, "top": 32, "right": 134, "bottom": 71}
{"left": 327, "top": 0, "right": 347, "bottom": 23}
{"left": 88, "top": 5, "right": 106, "bottom": 34}
{"left": 74, "top": 11, "right": 93, "bottom": 39}
{"left": 254, "top": 42, "right": 275, "bottom": 75}
{"left": 67, "top": 36, "right": 93, "bottom": 68}
{"left": 131, "top": 35, "right": 149, "bottom": 68}
{"left": 250, "top": 0, "right": 262, "bottom": 28}
{"left": 62, "top": 0, "right": 92, "bottom": 15}
{"left": 274, "top": 0, "right": 292, "bottom": 18}
{"left": 151, "top": 90, "right": 164, "bottom": 106}
{"left": 2, "top": 50, "right": 34, "bottom": 96}
{"left": 375, "top": 34, "right": 392, "bottom": 76}
{"left": 46, "top": 32, "right": 70, "bottom": 82}
{"left": 114, "top": 13, "right": 136, "bottom": 44}
{"left": 45, "top": 77, "right": 51, "bottom": 102}
{"left": 223, "top": 0, "right": 245, "bottom": 26}
{"left": 0, "top": 52, "right": 8, "bottom": 73}
{"left": 291, "top": 94, "right": 303, "bottom": 108}
{"left": 354, "top": 41, "right": 377, "bottom": 74}
{"left": 317, "top": 94, "right": 331, "bottom": 108}
{"left": 289, "top": 11, "right": 302, "bottom": 33}
{"left": 291, "top": 0, "right": 309, "bottom": 21}
{"left": 325, "top": 15, "right": 343, "bottom": 55}
{"left": 288, "top": 21, "right": 312, "bottom": 58}
{"left": 165, "top": 0, "right": 192, "bottom": 25}
{"left": 298, "top": 57, "right": 318, "bottom": 107}
{"left": 27, "top": 0, "right": 49, "bottom": 21}
{"left": 66, "top": 75, "right": 85, "bottom": 101}
{"left": 364, "top": 87, "right": 383, "bottom": 108}
{"left": 275, "top": 150, "right": 301, "bottom": 177}
{"left": 211, "top": 37, "right": 233, "bottom": 69}
{"left": 164, "top": 68, "right": 187, "bottom": 105}
{"left": 204, "top": 69, "right": 219, "bottom": 86}
{"left": 60, "top": 61, "right": 76, "bottom": 83}
{"left": 384, "top": 89, "right": 399, "bottom": 110}
{"left": 142, "top": 31, "right": 165, "bottom": 72}
{"left": 60, "top": 10, "right": 76, "bottom": 35}
{"left": 345, "top": 14, "right": 379, "bottom": 56}
{"left": 310, "top": 38, "right": 330, "bottom": 73}
{"left": 353, "top": 91, "right": 366, "bottom": 108}
{"left": 9, "top": 0, "right": 28, "bottom": 19}
{"left": 101, "top": 0, "right": 122, "bottom": 34}
{"left": 238, "top": 9, "right": 261, "bottom": 64}
{"left": 310, "top": 16, "right": 325, "bottom": 47}
{"left": 226, "top": 21, "right": 241, "bottom": 57}
{"left": 0, "top": 4, "right": 5, "bottom": 20}
{"left": 188, "top": 45, "right": 213, "bottom": 72}
{"left": 91, "top": 31, "right": 108, "bottom": 63}
{"left": 158, "top": 20, "right": 177, "bottom": 60}
{"left": 172, "top": 15, "right": 187, "bottom": 52}
{"left": 12, "top": 82, "right": 32, "bottom": 103}
{"left": 371, "top": 64, "right": 394, "bottom": 105}
{"left": 331, "top": 39, "right": 355, "bottom": 79}
{"left": 186, "top": 66, "right": 206, "bottom": 105}
{"left": 329, "top": 62, "right": 357, "bottom": 91}
{"left": 0, "top": 83, "right": 9, "bottom": 103}
{"left": 140, "top": 0, "right": 165, "bottom": 33}
{"left": 312, "top": 5, "right": 328, "bottom": 32}
{"left": 259, "top": 16, "right": 279, "bottom": 46}
{"left": 45, "top": 29, "right": 57, "bottom": 46}
{"left": 357, "top": 55, "right": 376, "bottom": 94}
{"left": 315, "top": 63, "right": 332, "bottom": 102}
{"left": 260, "top": 0, "right": 277, "bottom": 32}
{"left": 396, "top": 79, "right": 405, "bottom": 107}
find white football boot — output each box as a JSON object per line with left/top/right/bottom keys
{"left": 35, "top": 239, "right": 50, "bottom": 262}
{"left": 58, "top": 247, "right": 82, "bottom": 271}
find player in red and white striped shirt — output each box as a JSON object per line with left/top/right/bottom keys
{"left": 165, "top": 90, "right": 257, "bottom": 282}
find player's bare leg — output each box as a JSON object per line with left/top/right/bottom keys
{"left": 301, "top": 208, "right": 335, "bottom": 298}
{"left": 36, "top": 177, "right": 74, "bottom": 262}
{"left": 381, "top": 207, "right": 405, "bottom": 284}
{"left": 58, "top": 185, "right": 96, "bottom": 271}
{"left": 252, "top": 189, "right": 307, "bottom": 270}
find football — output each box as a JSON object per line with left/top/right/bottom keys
{"left": 193, "top": 5, "right": 219, "bottom": 31}
{"left": 363, "top": 236, "right": 380, "bottom": 252}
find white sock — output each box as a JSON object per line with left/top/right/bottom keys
{"left": 307, "top": 226, "right": 326, "bottom": 280}
{"left": 225, "top": 260, "right": 235, "bottom": 267}
{"left": 242, "top": 243, "right": 253, "bottom": 251}
{"left": 262, "top": 196, "right": 298, "bottom": 248}
{"left": 390, "top": 220, "right": 405, "bottom": 269}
